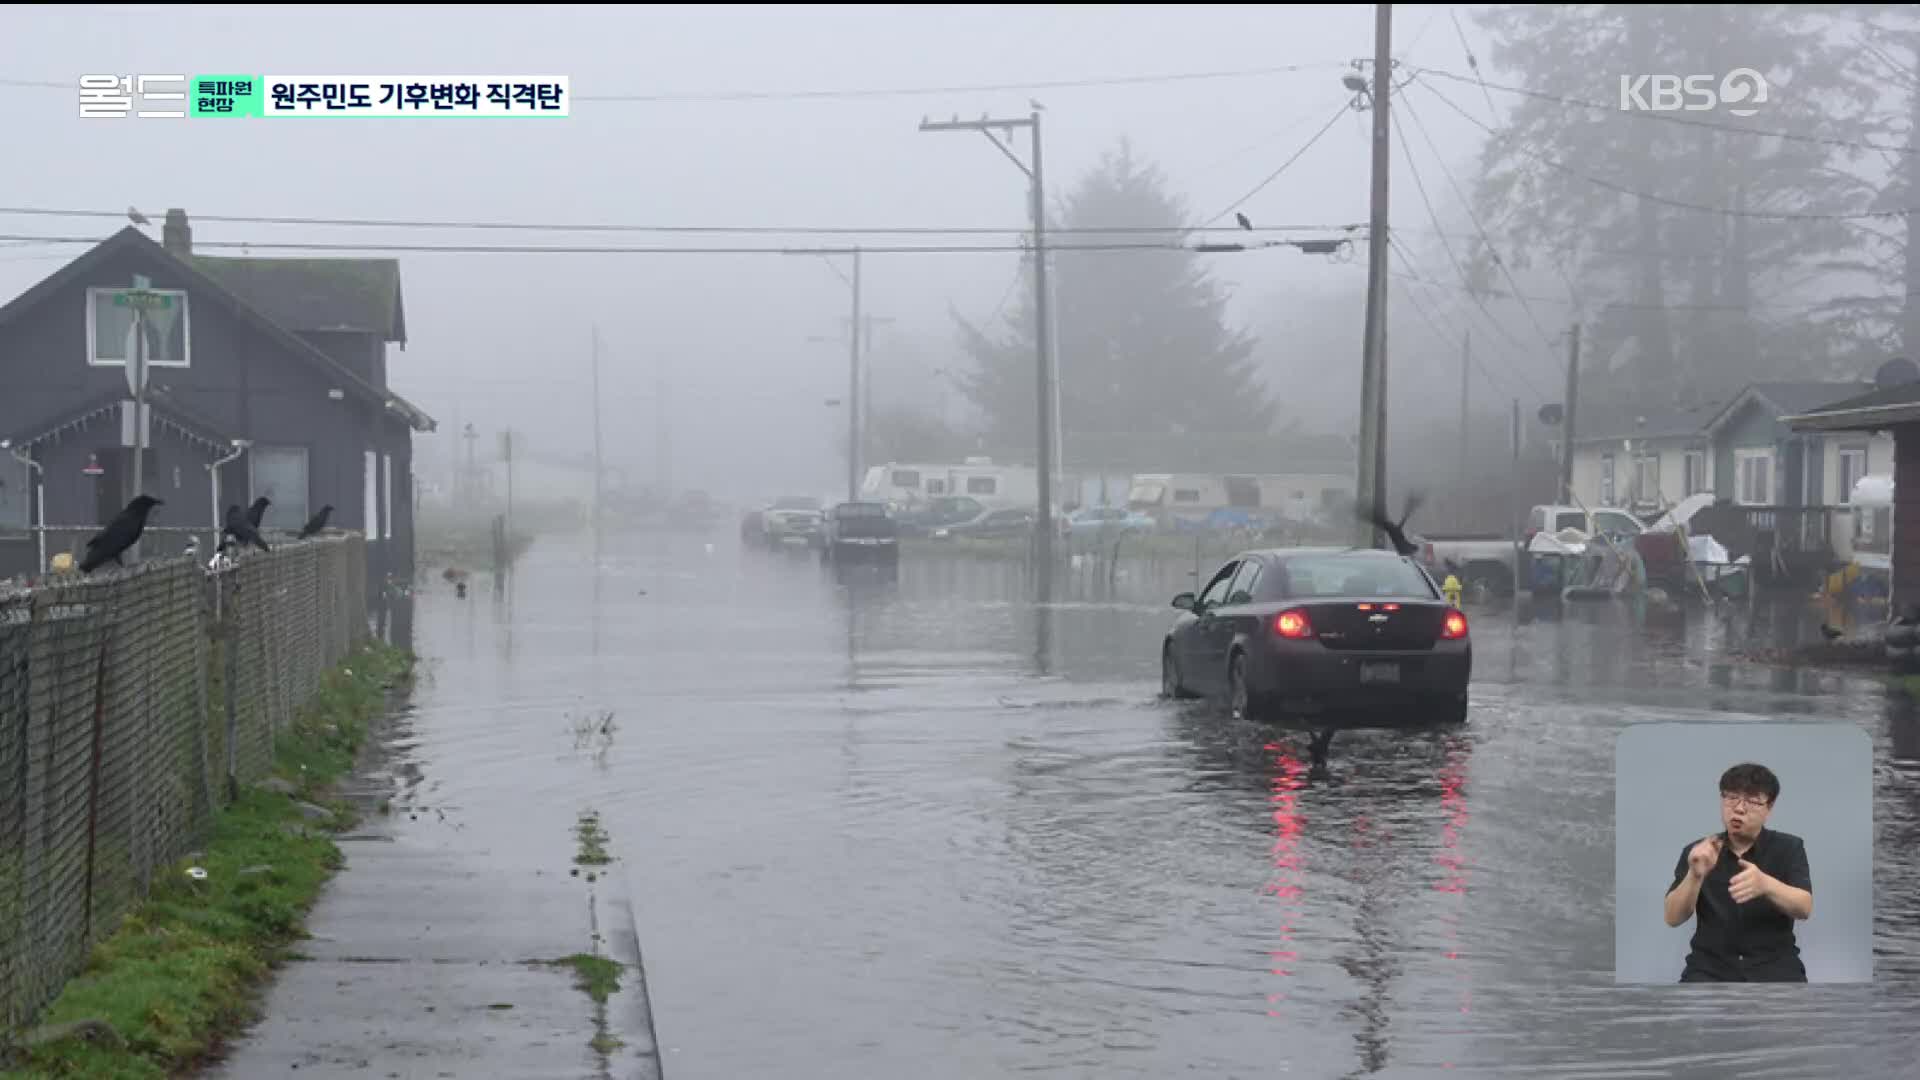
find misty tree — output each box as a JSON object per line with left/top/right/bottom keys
{"left": 1465, "top": 4, "right": 1882, "bottom": 406}
{"left": 864, "top": 403, "right": 978, "bottom": 465}
{"left": 953, "top": 141, "right": 1273, "bottom": 454}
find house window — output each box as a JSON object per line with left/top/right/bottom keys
{"left": 1735, "top": 449, "right": 1774, "bottom": 506}
{"left": 1838, "top": 447, "right": 1867, "bottom": 504}
{"left": 1683, "top": 451, "right": 1706, "bottom": 496}
{"left": 382, "top": 455, "right": 393, "bottom": 540}
{"left": 966, "top": 476, "right": 997, "bottom": 496}
{"left": 85, "top": 288, "right": 190, "bottom": 368}
{"left": 1599, "top": 454, "right": 1615, "bottom": 506}
{"left": 0, "top": 454, "right": 29, "bottom": 530}
{"left": 1634, "top": 455, "right": 1660, "bottom": 504}
{"left": 364, "top": 450, "right": 379, "bottom": 541}
{"left": 249, "top": 446, "right": 310, "bottom": 533}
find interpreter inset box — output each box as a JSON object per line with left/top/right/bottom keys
{"left": 1614, "top": 722, "right": 1872, "bottom": 984}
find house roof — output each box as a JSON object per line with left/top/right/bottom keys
{"left": 1574, "top": 400, "right": 1723, "bottom": 445}
{"left": 192, "top": 256, "right": 406, "bottom": 343}
{"left": 1784, "top": 379, "right": 1920, "bottom": 432}
{"left": 0, "top": 227, "right": 434, "bottom": 432}
{"left": 1704, "top": 380, "right": 1874, "bottom": 436}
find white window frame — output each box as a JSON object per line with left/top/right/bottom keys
{"left": 1838, "top": 447, "right": 1867, "bottom": 505}
{"left": 1735, "top": 448, "right": 1774, "bottom": 506}
{"left": 1683, "top": 451, "right": 1706, "bottom": 497}
{"left": 1599, "top": 453, "right": 1616, "bottom": 506}
{"left": 1633, "top": 454, "right": 1660, "bottom": 504}
{"left": 85, "top": 287, "right": 191, "bottom": 368}
{"left": 364, "top": 450, "right": 379, "bottom": 542}
{"left": 248, "top": 444, "right": 310, "bottom": 533}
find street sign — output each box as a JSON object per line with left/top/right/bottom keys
{"left": 112, "top": 289, "right": 172, "bottom": 310}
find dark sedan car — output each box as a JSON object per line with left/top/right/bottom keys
{"left": 1161, "top": 547, "right": 1470, "bottom": 723}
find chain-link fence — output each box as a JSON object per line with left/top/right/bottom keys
{"left": 0, "top": 534, "right": 369, "bottom": 1030}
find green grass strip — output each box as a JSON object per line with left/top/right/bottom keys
{"left": 0, "top": 643, "right": 414, "bottom": 1080}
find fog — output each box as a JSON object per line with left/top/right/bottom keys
{"left": 5, "top": 4, "right": 1911, "bottom": 509}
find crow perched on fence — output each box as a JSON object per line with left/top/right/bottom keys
{"left": 245, "top": 496, "right": 271, "bottom": 530}
{"left": 223, "top": 503, "right": 271, "bottom": 553}
{"left": 1354, "top": 492, "right": 1426, "bottom": 558}
{"left": 297, "top": 504, "right": 334, "bottom": 538}
{"left": 79, "top": 495, "right": 164, "bottom": 573}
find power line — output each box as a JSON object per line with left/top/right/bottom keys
{"left": 0, "top": 205, "right": 1355, "bottom": 237}
{"left": 1415, "top": 76, "right": 1914, "bottom": 221}
{"left": 1201, "top": 100, "right": 1354, "bottom": 227}
{"left": 1386, "top": 233, "right": 1550, "bottom": 403}
{"left": 0, "top": 232, "right": 1342, "bottom": 256}
{"left": 1409, "top": 64, "right": 1920, "bottom": 156}
{"left": 574, "top": 61, "right": 1350, "bottom": 102}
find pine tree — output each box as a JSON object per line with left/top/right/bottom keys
{"left": 953, "top": 141, "right": 1273, "bottom": 454}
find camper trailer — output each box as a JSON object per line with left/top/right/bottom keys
{"left": 1126, "top": 472, "right": 1354, "bottom": 528}
{"left": 862, "top": 459, "right": 1042, "bottom": 511}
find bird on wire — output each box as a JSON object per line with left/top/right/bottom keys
{"left": 1236, "top": 212, "right": 1253, "bottom": 231}
{"left": 80, "top": 495, "right": 163, "bottom": 573}
{"left": 127, "top": 206, "right": 150, "bottom": 227}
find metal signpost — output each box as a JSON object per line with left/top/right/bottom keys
{"left": 114, "top": 276, "right": 173, "bottom": 561}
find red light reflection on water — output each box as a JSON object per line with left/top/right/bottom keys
{"left": 1435, "top": 744, "right": 1471, "bottom": 1019}
{"left": 1264, "top": 742, "right": 1306, "bottom": 1017}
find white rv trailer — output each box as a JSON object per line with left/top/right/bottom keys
{"left": 1126, "top": 472, "right": 1355, "bottom": 525}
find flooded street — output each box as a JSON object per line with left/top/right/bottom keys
{"left": 401, "top": 534, "right": 1920, "bottom": 1079}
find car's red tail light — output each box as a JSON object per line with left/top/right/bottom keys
{"left": 1441, "top": 610, "right": 1469, "bottom": 640}
{"left": 1274, "top": 609, "right": 1313, "bottom": 639}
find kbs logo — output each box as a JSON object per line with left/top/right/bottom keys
{"left": 1618, "top": 69, "right": 1768, "bottom": 116}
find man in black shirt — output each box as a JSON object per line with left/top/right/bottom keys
{"left": 1663, "top": 763, "right": 1814, "bottom": 982}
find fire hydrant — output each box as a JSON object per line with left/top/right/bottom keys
{"left": 1442, "top": 573, "right": 1464, "bottom": 608}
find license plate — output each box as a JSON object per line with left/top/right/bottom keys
{"left": 1359, "top": 662, "right": 1400, "bottom": 685}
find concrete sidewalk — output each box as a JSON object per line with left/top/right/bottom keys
{"left": 206, "top": 725, "right": 662, "bottom": 1080}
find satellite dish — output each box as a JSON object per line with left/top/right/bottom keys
{"left": 1874, "top": 356, "right": 1920, "bottom": 388}
{"left": 1538, "top": 403, "right": 1564, "bottom": 426}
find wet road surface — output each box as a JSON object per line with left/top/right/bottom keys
{"left": 406, "top": 533, "right": 1920, "bottom": 1078}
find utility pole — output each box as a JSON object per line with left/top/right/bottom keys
{"left": 1511, "top": 397, "right": 1523, "bottom": 599}
{"left": 1458, "top": 330, "right": 1471, "bottom": 493}
{"left": 1561, "top": 323, "right": 1581, "bottom": 504}
{"left": 502, "top": 428, "right": 515, "bottom": 540}
{"left": 591, "top": 327, "right": 604, "bottom": 541}
{"left": 849, "top": 248, "right": 863, "bottom": 503}
{"left": 1354, "top": 3, "right": 1394, "bottom": 549}
{"left": 919, "top": 108, "right": 1055, "bottom": 598}
{"left": 655, "top": 365, "right": 672, "bottom": 501}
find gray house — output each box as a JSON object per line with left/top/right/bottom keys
{"left": 0, "top": 211, "right": 435, "bottom": 591}
{"left": 1701, "top": 381, "right": 1874, "bottom": 507}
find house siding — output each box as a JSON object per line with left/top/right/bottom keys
{"left": 0, "top": 236, "right": 423, "bottom": 594}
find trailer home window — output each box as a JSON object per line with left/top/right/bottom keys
{"left": 890, "top": 469, "right": 921, "bottom": 489}
{"left": 966, "top": 477, "right": 996, "bottom": 496}
{"left": 1173, "top": 488, "right": 1201, "bottom": 503}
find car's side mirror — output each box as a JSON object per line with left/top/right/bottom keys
{"left": 1171, "top": 592, "right": 1196, "bottom": 611}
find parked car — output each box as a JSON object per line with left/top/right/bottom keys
{"left": 824, "top": 501, "right": 900, "bottom": 568}
{"left": 1063, "top": 506, "right": 1156, "bottom": 541}
{"left": 1161, "top": 547, "right": 1470, "bottom": 724}
{"left": 892, "top": 495, "right": 987, "bottom": 537}
{"left": 938, "top": 506, "right": 1039, "bottom": 540}
{"left": 751, "top": 496, "right": 826, "bottom": 550}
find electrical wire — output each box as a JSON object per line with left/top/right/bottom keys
{"left": 0, "top": 205, "right": 1356, "bottom": 237}
{"left": 1201, "top": 100, "right": 1353, "bottom": 227}
{"left": 1409, "top": 64, "right": 1919, "bottom": 156}
{"left": 0, "top": 232, "right": 1340, "bottom": 256}
{"left": 1414, "top": 75, "right": 1913, "bottom": 222}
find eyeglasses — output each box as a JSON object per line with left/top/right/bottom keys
{"left": 1720, "top": 793, "right": 1771, "bottom": 811}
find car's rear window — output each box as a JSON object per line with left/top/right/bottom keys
{"left": 1279, "top": 555, "right": 1437, "bottom": 599}
{"left": 835, "top": 504, "right": 887, "bottom": 519}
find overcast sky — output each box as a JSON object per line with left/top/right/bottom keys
{"left": 0, "top": 4, "right": 1517, "bottom": 501}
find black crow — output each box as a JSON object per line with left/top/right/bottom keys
{"left": 1819, "top": 623, "right": 1844, "bottom": 642}
{"left": 1235, "top": 212, "right": 1253, "bottom": 232}
{"left": 297, "top": 504, "right": 334, "bottom": 538}
{"left": 245, "top": 496, "right": 271, "bottom": 530}
{"left": 223, "top": 503, "right": 270, "bottom": 553}
{"left": 80, "top": 495, "right": 164, "bottom": 573}
{"left": 1355, "top": 491, "right": 1426, "bottom": 558}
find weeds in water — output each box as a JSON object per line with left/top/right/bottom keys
{"left": 573, "top": 811, "right": 612, "bottom": 867}
{"left": 547, "top": 953, "right": 623, "bottom": 1004}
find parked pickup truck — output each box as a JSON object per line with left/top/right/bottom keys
{"left": 1412, "top": 504, "right": 1648, "bottom": 593}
